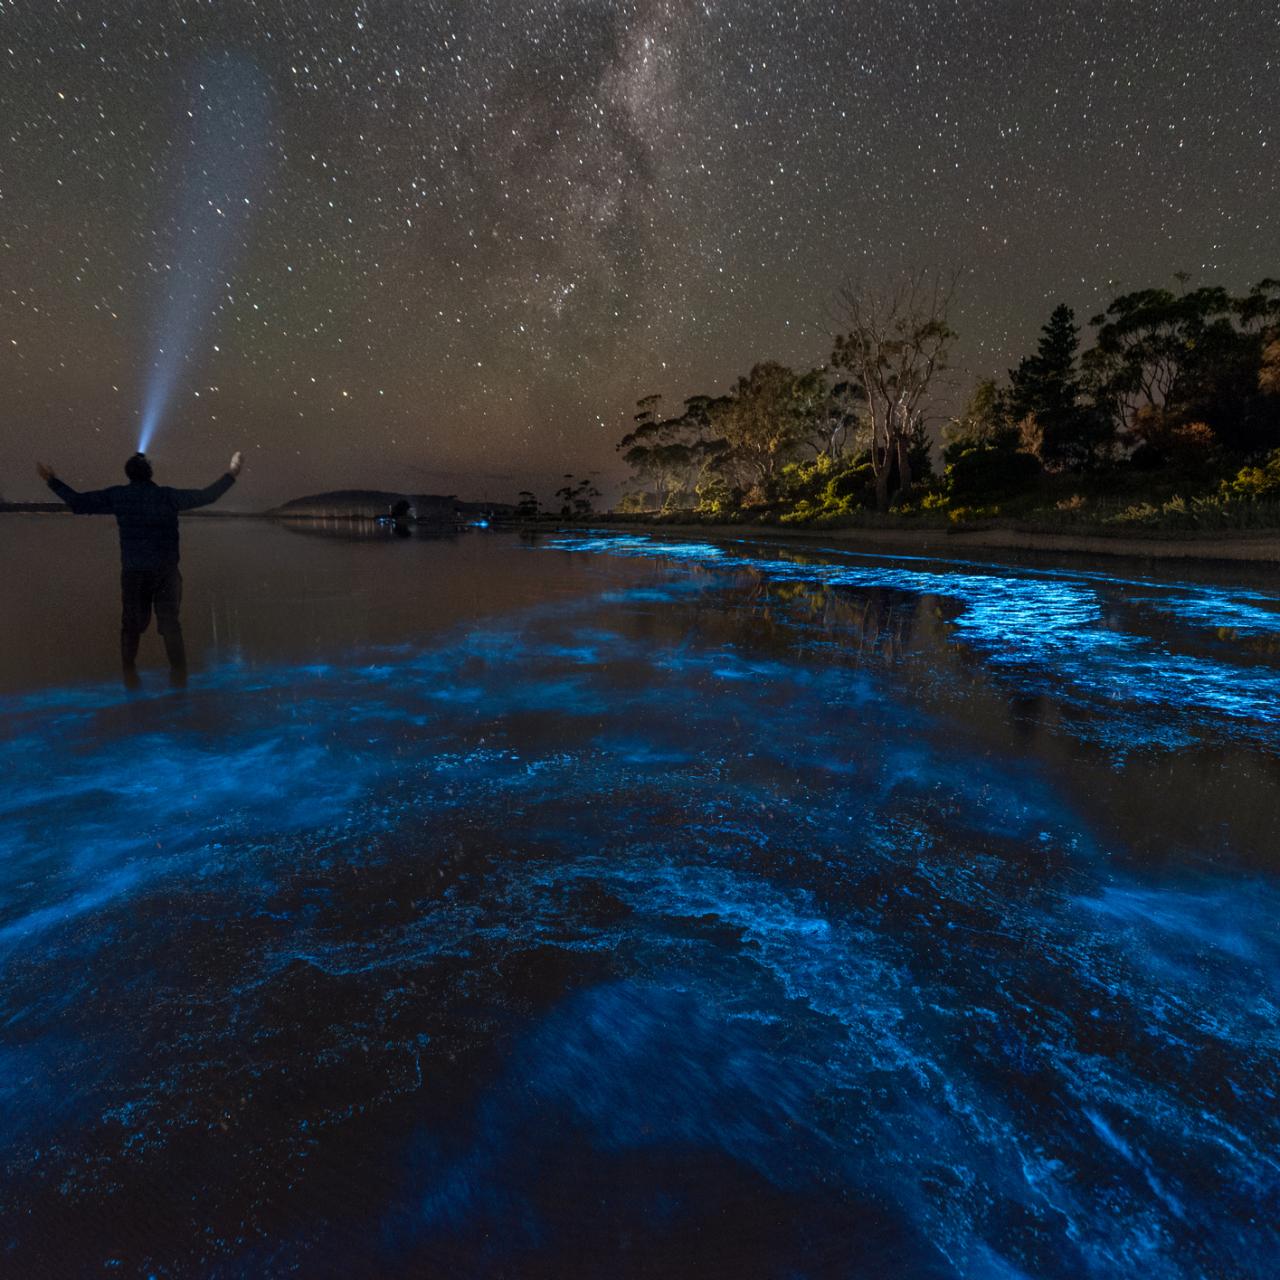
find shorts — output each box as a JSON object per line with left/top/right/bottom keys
{"left": 121, "top": 567, "right": 183, "bottom": 637}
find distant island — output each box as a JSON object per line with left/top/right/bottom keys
{"left": 270, "top": 489, "right": 516, "bottom": 523}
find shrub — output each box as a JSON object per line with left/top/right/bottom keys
{"left": 695, "top": 476, "right": 742, "bottom": 518}
{"left": 949, "top": 505, "right": 1000, "bottom": 524}
{"left": 945, "top": 443, "right": 1041, "bottom": 502}
{"left": 1104, "top": 502, "right": 1161, "bottom": 525}
{"left": 823, "top": 462, "right": 875, "bottom": 504}
{"left": 1223, "top": 448, "right": 1280, "bottom": 500}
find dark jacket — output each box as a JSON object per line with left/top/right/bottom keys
{"left": 48, "top": 473, "right": 236, "bottom": 570}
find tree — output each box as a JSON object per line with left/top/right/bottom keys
{"left": 711, "top": 362, "right": 826, "bottom": 500}
{"left": 1239, "top": 278, "right": 1280, "bottom": 402}
{"left": 1083, "top": 280, "right": 1280, "bottom": 459}
{"left": 1261, "top": 335, "right": 1280, "bottom": 398}
{"left": 515, "top": 490, "right": 540, "bottom": 519}
{"left": 1083, "top": 286, "right": 1235, "bottom": 431}
{"left": 942, "top": 379, "right": 1039, "bottom": 504}
{"left": 1008, "top": 304, "right": 1113, "bottom": 470}
{"left": 810, "top": 379, "right": 866, "bottom": 460}
{"left": 554, "top": 475, "right": 599, "bottom": 519}
{"left": 617, "top": 393, "right": 730, "bottom": 510}
{"left": 944, "top": 379, "right": 1016, "bottom": 456}
{"left": 831, "top": 269, "right": 960, "bottom": 509}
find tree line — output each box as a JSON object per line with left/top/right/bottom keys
{"left": 614, "top": 271, "right": 1280, "bottom": 526}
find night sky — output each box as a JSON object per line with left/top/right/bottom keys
{"left": 2, "top": 2, "right": 1276, "bottom": 507}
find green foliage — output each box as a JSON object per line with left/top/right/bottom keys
{"left": 1222, "top": 448, "right": 1280, "bottom": 500}
{"left": 776, "top": 455, "right": 877, "bottom": 523}
{"left": 617, "top": 393, "right": 730, "bottom": 509}
{"left": 713, "top": 362, "right": 828, "bottom": 497}
{"left": 944, "top": 441, "right": 1041, "bottom": 504}
{"left": 1100, "top": 493, "right": 1244, "bottom": 529}
{"left": 616, "top": 491, "right": 652, "bottom": 514}
{"left": 694, "top": 474, "right": 742, "bottom": 518}
{"left": 947, "top": 505, "right": 1000, "bottom": 524}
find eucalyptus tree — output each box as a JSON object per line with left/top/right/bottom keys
{"left": 617, "top": 393, "right": 730, "bottom": 509}
{"left": 1082, "top": 286, "right": 1236, "bottom": 433}
{"left": 831, "top": 269, "right": 960, "bottom": 509}
{"left": 812, "top": 379, "right": 866, "bottom": 460}
{"left": 712, "top": 362, "right": 827, "bottom": 498}
{"left": 1084, "top": 280, "right": 1280, "bottom": 457}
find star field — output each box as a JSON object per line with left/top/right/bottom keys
{"left": 1, "top": 1, "right": 1276, "bottom": 503}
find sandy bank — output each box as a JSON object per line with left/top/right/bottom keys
{"left": 580, "top": 520, "right": 1280, "bottom": 564}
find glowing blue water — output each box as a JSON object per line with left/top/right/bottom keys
{"left": 549, "top": 533, "right": 1280, "bottom": 746}
{"left": 137, "top": 57, "right": 269, "bottom": 452}
{"left": 1, "top": 530, "right": 1277, "bottom": 1276}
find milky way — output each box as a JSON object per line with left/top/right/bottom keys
{"left": 1, "top": 2, "right": 1276, "bottom": 503}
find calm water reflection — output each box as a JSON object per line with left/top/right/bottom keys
{"left": 1, "top": 517, "right": 1277, "bottom": 1277}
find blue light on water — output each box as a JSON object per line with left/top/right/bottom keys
{"left": 136, "top": 57, "right": 269, "bottom": 452}
{"left": 546, "top": 533, "right": 1280, "bottom": 746}
{"left": 2, "top": 540, "right": 1278, "bottom": 1275}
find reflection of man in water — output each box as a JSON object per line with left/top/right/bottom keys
{"left": 36, "top": 450, "right": 244, "bottom": 687}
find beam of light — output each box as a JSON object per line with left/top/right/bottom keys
{"left": 136, "top": 57, "right": 270, "bottom": 453}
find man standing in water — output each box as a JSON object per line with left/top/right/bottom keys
{"left": 36, "top": 450, "right": 244, "bottom": 687}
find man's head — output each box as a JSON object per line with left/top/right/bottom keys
{"left": 125, "top": 452, "right": 153, "bottom": 483}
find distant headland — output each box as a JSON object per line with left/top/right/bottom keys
{"left": 269, "top": 489, "right": 517, "bottom": 523}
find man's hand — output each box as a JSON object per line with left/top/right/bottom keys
{"left": 229, "top": 450, "right": 244, "bottom": 477}
{"left": 36, "top": 462, "right": 56, "bottom": 483}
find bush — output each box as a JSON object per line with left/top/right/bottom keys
{"left": 945, "top": 443, "right": 1041, "bottom": 503}
{"left": 1105, "top": 501, "right": 1162, "bottom": 526}
{"left": 948, "top": 505, "right": 1000, "bottom": 524}
{"left": 823, "top": 462, "right": 875, "bottom": 504}
{"left": 1223, "top": 448, "right": 1280, "bottom": 500}
{"left": 695, "top": 476, "right": 742, "bottom": 518}
{"left": 776, "top": 456, "right": 877, "bottom": 524}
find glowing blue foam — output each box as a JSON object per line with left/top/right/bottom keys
{"left": 544, "top": 533, "right": 1280, "bottom": 747}
{"left": 2, "top": 543, "right": 1278, "bottom": 1274}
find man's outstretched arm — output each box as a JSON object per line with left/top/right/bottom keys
{"left": 171, "top": 451, "right": 244, "bottom": 511}
{"left": 36, "top": 462, "right": 116, "bottom": 514}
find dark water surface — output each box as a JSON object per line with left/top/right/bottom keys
{"left": 1, "top": 517, "right": 1278, "bottom": 1278}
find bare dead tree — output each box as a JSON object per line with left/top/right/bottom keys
{"left": 831, "top": 269, "right": 961, "bottom": 510}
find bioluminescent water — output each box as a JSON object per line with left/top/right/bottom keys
{"left": 1, "top": 520, "right": 1277, "bottom": 1277}
{"left": 136, "top": 58, "right": 269, "bottom": 453}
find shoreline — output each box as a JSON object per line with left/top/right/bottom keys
{"left": 573, "top": 519, "right": 1280, "bottom": 564}
{"left": 7, "top": 507, "right": 1279, "bottom": 563}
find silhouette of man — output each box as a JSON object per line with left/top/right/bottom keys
{"left": 36, "top": 450, "right": 244, "bottom": 687}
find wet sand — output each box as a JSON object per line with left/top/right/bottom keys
{"left": 592, "top": 519, "right": 1280, "bottom": 563}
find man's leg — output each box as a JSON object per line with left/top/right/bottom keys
{"left": 154, "top": 568, "right": 186, "bottom": 683}
{"left": 120, "top": 570, "right": 150, "bottom": 686}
